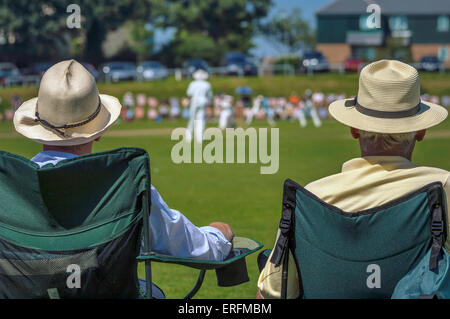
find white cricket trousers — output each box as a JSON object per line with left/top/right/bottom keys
{"left": 219, "top": 109, "right": 232, "bottom": 130}
{"left": 297, "top": 107, "right": 321, "bottom": 128}
{"left": 187, "top": 107, "right": 205, "bottom": 143}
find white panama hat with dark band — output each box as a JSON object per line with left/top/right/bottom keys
{"left": 14, "top": 60, "right": 122, "bottom": 146}
{"left": 329, "top": 59, "right": 448, "bottom": 134}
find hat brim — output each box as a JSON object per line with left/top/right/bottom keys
{"left": 13, "top": 94, "right": 122, "bottom": 146}
{"left": 329, "top": 98, "right": 448, "bottom": 134}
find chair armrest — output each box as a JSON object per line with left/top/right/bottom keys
{"left": 137, "top": 236, "right": 263, "bottom": 270}
{"left": 137, "top": 237, "right": 263, "bottom": 297}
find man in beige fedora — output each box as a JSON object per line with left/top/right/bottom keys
{"left": 13, "top": 60, "right": 233, "bottom": 265}
{"left": 257, "top": 59, "right": 449, "bottom": 299}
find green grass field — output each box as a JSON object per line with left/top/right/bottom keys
{"left": 0, "top": 73, "right": 449, "bottom": 298}
{"left": 0, "top": 114, "right": 450, "bottom": 298}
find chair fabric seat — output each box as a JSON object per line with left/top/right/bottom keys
{"left": 0, "top": 148, "right": 150, "bottom": 298}
{"left": 0, "top": 147, "right": 264, "bottom": 299}
{"left": 271, "top": 179, "right": 447, "bottom": 299}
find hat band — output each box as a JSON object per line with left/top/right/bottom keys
{"left": 345, "top": 97, "right": 421, "bottom": 119}
{"left": 34, "top": 97, "right": 101, "bottom": 137}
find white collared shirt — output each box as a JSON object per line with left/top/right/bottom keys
{"left": 31, "top": 151, "right": 232, "bottom": 261}
{"left": 187, "top": 80, "right": 212, "bottom": 108}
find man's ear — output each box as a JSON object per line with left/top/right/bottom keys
{"left": 94, "top": 136, "right": 101, "bottom": 142}
{"left": 350, "top": 127, "right": 360, "bottom": 139}
{"left": 415, "top": 129, "right": 426, "bottom": 142}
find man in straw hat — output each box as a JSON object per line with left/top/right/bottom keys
{"left": 186, "top": 69, "right": 212, "bottom": 143}
{"left": 13, "top": 60, "right": 233, "bottom": 264}
{"left": 257, "top": 59, "right": 449, "bottom": 299}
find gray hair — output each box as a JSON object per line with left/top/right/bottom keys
{"left": 359, "top": 130, "right": 417, "bottom": 151}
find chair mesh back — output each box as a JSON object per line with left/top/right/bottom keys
{"left": 281, "top": 179, "right": 445, "bottom": 299}
{"left": 0, "top": 148, "right": 151, "bottom": 298}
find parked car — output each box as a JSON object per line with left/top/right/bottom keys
{"left": 344, "top": 56, "right": 365, "bottom": 73}
{"left": 300, "top": 51, "right": 329, "bottom": 73}
{"left": 136, "top": 61, "right": 169, "bottom": 81}
{"left": 182, "top": 59, "right": 210, "bottom": 78}
{"left": 224, "top": 52, "right": 258, "bottom": 76}
{"left": 21, "top": 62, "right": 53, "bottom": 78}
{"left": 99, "top": 62, "right": 137, "bottom": 82}
{"left": 417, "top": 56, "right": 442, "bottom": 72}
{"left": 0, "top": 63, "right": 23, "bottom": 86}
{"left": 81, "top": 62, "right": 99, "bottom": 80}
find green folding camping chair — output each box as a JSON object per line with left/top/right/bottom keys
{"left": 0, "top": 147, "right": 262, "bottom": 299}
{"left": 259, "top": 178, "right": 447, "bottom": 299}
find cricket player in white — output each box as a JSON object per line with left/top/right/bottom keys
{"left": 219, "top": 94, "right": 234, "bottom": 130}
{"left": 296, "top": 89, "right": 322, "bottom": 128}
{"left": 246, "top": 95, "right": 263, "bottom": 126}
{"left": 186, "top": 69, "right": 212, "bottom": 143}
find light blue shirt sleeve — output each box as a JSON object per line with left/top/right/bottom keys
{"left": 146, "top": 185, "right": 232, "bottom": 261}
{"left": 31, "top": 151, "right": 78, "bottom": 168}
{"left": 31, "top": 151, "right": 232, "bottom": 262}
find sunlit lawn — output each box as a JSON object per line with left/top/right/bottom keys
{"left": 1, "top": 114, "right": 449, "bottom": 298}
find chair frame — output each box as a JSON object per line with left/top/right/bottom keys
{"left": 138, "top": 189, "right": 262, "bottom": 299}
{"left": 273, "top": 179, "right": 447, "bottom": 299}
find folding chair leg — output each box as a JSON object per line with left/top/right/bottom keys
{"left": 145, "top": 260, "right": 152, "bottom": 299}
{"left": 142, "top": 190, "right": 153, "bottom": 299}
{"left": 184, "top": 270, "right": 206, "bottom": 299}
{"left": 281, "top": 249, "right": 289, "bottom": 299}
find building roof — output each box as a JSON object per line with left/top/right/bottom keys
{"left": 317, "top": 0, "right": 450, "bottom": 15}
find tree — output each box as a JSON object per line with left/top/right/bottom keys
{"left": 0, "top": 0, "right": 272, "bottom": 66}
{"left": 150, "top": 0, "right": 272, "bottom": 66}
{"left": 0, "top": 0, "right": 152, "bottom": 65}
{"left": 260, "top": 8, "right": 315, "bottom": 55}
{"left": 0, "top": 1, "right": 73, "bottom": 65}
{"left": 78, "top": 0, "right": 152, "bottom": 64}
{"left": 171, "top": 31, "right": 217, "bottom": 66}
{"left": 129, "top": 20, "right": 155, "bottom": 62}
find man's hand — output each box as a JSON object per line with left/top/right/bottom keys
{"left": 209, "top": 222, "right": 234, "bottom": 242}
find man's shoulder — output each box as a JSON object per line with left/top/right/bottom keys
{"left": 305, "top": 173, "right": 339, "bottom": 189}
{"left": 304, "top": 161, "right": 450, "bottom": 200}
{"left": 306, "top": 163, "right": 450, "bottom": 184}
{"left": 304, "top": 171, "right": 348, "bottom": 198}
{"left": 415, "top": 165, "right": 450, "bottom": 187}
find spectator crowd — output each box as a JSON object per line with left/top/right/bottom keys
{"left": 1, "top": 91, "right": 449, "bottom": 128}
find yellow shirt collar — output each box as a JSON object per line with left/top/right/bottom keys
{"left": 342, "top": 156, "right": 417, "bottom": 173}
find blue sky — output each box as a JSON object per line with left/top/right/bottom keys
{"left": 268, "top": 0, "right": 331, "bottom": 24}
{"left": 251, "top": 0, "right": 332, "bottom": 58}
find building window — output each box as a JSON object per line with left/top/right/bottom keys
{"left": 359, "top": 15, "right": 371, "bottom": 30}
{"left": 389, "top": 16, "right": 408, "bottom": 31}
{"left": 437, "top": 16, "right": 449, "bottom": 32}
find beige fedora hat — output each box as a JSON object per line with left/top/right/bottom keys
{"left": 329, "top": 59, "right": 448, "bottom": 133}
{"left": 14, "top": 60, "right": 122, "bottom": 146}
